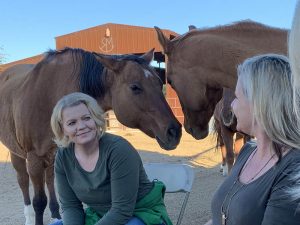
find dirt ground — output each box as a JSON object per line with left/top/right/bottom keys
{"left": 0, "top": 130, "right": 225, "bottom": 225}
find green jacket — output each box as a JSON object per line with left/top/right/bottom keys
{"left": 85, "top": 181, "right": 173, "bottom": 225}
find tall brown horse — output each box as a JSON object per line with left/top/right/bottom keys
{"left": 0, "top": 48, "right": 182, "bottom": 225}
{"left": 155, "top": 21, "right": 287, "bottom": 172}
{"left": 186, "top": 26, "right": 250, "bottom": 175}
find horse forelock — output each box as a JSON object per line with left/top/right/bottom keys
{"left": 93, "top": 52, "right": 163, "bottom": 84}
{"left": 145, "top": 67, "right": 164, "bottom": 85}
{"left": 109, "top": 54, "right": 148, "bottom": 65}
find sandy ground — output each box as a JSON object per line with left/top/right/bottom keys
{"left": 0, "top": 130, "right": 225, "bottom": 225}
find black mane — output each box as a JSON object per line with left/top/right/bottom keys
{"left": 41, "top": 48, "right": 147, "bottom": 99}
{"left": 93, "top": 52, "right": 148, "bottom": 65}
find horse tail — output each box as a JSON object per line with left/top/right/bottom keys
{"left": 212, "top": 118, "right": 223, "bottom": 151}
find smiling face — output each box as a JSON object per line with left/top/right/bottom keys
{"left": 62, "top": 103, "right": 98, "bottom": 146}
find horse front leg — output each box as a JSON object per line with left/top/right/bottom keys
{"left": 221, "top": 126, "right": 234, "bottom": 176}
{"left": 27, "top": 152, "right": 48, "bottom": 225}
{"left": 10, "top": 153, "right": 35, "bottom": 225}
{"left": 220, "top": 145, "right": 227, "bottom": 175}
{"left": 45, "top": 165, "right": 61, "bottom": 220}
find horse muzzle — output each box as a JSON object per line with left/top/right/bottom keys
{"left": 155, "top": 123, "right": 182, "bottom": 150}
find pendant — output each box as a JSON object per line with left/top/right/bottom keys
{"left": 222, "top": 213, "right": 227, "bottom": 225}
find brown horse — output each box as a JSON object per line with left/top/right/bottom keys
{"left": 213, "top": 88, "right": 251, "bottom": 175}
{"left": 0, "top": 48, "right": 182, "bottom": 225}
{"left": 185, "top": 26, "right": 250, "bottom": 175}
{"left": 155, "top": 21, "right": 287, "bottom": 173}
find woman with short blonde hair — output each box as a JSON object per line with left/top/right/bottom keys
{"left": 50, "top": 92, "right": 172, "bottom": 225}
{"left": 51, "top": 92, "right": 106, "bottom": 148}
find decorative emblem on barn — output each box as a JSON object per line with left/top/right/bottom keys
{"left": 99, "top": 28, "right": 114, "bottom": 53}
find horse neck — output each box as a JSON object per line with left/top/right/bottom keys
{"left": 199, "top": 22, "right": 287, "bottom": 54}
{"left": 97, "top": 93, "right": 112, "bottom": 112}
{"left": 181, "top": 23, "right": 287, "bottom": 89}
{"left": 95, "top": 68, "right": 113, "bottom": 112}
{"left": 27, "top": 64, "right": 78, "bottom": 94}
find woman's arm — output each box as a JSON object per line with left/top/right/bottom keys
{"left": 55, "top": 150, "right": 85, "bottom": 225}
{"left": 96, "top": 139, "right": 141, "bottom": 225}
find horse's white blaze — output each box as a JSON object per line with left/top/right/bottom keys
{"left": 24, "top": 205, "right": 35, "bottom": 225}
{"left": 143, "top": 69, "right": 152, "bottom": 78}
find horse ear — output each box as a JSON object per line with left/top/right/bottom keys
{"left": 94, "top": 54, "right": 125, "bottom": 72}
{"left": 140, "top": 48, "right": 154, "bottom": 65}
{"left": 189, "top": 25, "right": 197, "bottom": 31}
{"left": 154, "top": 26, "right": 171, "bottom": 54}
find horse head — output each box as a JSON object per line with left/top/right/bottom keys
{"left": 94, "top": 49, "right": 182, "bottom": 150}
{"left": 155, "top": 26, "right": 223, "bottom": 139}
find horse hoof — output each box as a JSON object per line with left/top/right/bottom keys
{"left": 222, "top": 170, "right": 228, "bottom": 176}
{"left": 219, "top": 164, "right": 225, "bottom": 173}
{"left": 220, "top": 164, "right": 228, "bottom": 176}
{"left": 49, "top": 218, "right": 63, "bottom": 225}
{"left": 24, "top": 205, "right": 35, "bottom": 225}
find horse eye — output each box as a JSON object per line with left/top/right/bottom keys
{"left": 130, "top": 84, "right": 143, "bottom": 94}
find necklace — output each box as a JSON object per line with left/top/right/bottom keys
{"left": 220, "top": 147, "right": 276, "bottom": 225}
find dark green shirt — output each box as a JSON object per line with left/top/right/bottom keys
{"left": 211, "top": 141, "right": 300, "bottom": 225}
{"left": 55, "top": 133, "right": 153, "bottom": 225}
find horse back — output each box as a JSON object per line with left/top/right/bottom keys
{"left": 0, "top": 53, "right": 81, "bottom": 159}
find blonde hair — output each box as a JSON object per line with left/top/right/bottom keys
{"left": 288, "top": 0, "right": 300, "bottom": 202}
{"left": 237, "top": 54, "right": 300, "bottom": 157}
{"left": 50, "top": 92, "right": 106, "bottom": 148}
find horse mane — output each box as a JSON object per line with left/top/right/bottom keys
{"left": 93, "top": 52, "right": 148, "bottom": 65}
{"left": 37, "top": 48, "right": 148, "bottom": 99}
{"left": 172, "top": 20, "right": 287, "bottom": 44}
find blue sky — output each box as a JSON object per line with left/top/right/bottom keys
{"left": 0, "top": 0, "right": 298, "bottom": 63}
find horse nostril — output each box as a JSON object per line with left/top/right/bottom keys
{"left": 167, "top": 127, "right": 177, "bottom": 138}
{"left": 167, "top": 123, "right": 182, "bottom": 140}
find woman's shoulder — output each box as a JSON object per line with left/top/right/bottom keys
{"left": 236, "top": 140, "right": 257, "bottom": 160}
{"left": 55, "top": 145, "right": 73, "bottom": 157}
{"left": 54, "top": 146, "right": 74, "bottom": 171}
{"left": 271, "top": 149, "right": 300, "bottom": 199}
{"left": 55, "top": 146, "right": 74, "bottom": 164}
{"left": 286, "top": 148, "right": 300, "bottom": 159}
{"left": 100, "top": 132, "right": 131, "bottom": 146}
{"left": 101, "top": 133, "right": 141, "bottom": 167}
{"left": 279, "top": 148, "right": 300, "bottom": 170}
{"left": 100, "top": 132, "right": 137, "bottom": 155}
